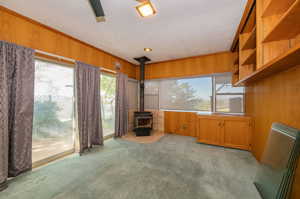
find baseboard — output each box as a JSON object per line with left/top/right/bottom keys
{"left": 32, "top": 149, "right": 75, "bottom": 169}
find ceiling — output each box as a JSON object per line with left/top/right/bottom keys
{"left": 0, "top": 0, "right": 247, "bottom": 64}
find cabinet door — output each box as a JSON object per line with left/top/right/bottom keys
{"left": 177, "top": 112, "right": 197, "bottom": 137}
{"left": 164, "top": 111, "right": 179, "bottom": 134}
{"left": 223, "top": 119, "right": 252, "bottom": 150}
{"left": 187, "top": 113, "right": 197, "bottom": 137}
{"left": 175, "top": 112, "right": 187, "bottom": 136}
{"left": 165, "top": 112, "right": 197, "bottom": 137}
{"left": 197, "top": 118, "right": 223, "bottom": 146}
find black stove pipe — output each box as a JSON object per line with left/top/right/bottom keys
{"left": 134, "top": 56, "right": 151, "bottom": 112}
{"left": 140, "top": 61, "right": 145, "bottom": 112}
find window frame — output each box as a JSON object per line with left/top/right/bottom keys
{"left": 159, "top": 75, "right": 213, "bottom": 112}
{"left": 128, "top": 77, "right": 139, "bottom": 110}
{"left": 144, "top": 73, "right": 245, "bottom": 114}
{"left": 213, "top": 73, "right": 245, "bottom": 114}
{"left": 100, "top": 71, "right": 117, "bottom": 138}
{"left": 144, "top": 79, "right": 160, "bottom": 110}
{"left": 32, "top": 57, "right": 76, "bottom": 167}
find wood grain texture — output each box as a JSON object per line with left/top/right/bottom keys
{"left": 241, "top": 27, "right": 257, "bottom": 50}
{"left": 242, "top": 49, "right": 256, "bottom": 65}
{"left": 246, "top": 65, "right": 300, "bottom": 199}
{"left": 164, "top": 111, "right": 252, "bottom": 150}
{"left": 262, "top": 0, "right": 295, "bottom": 17}
{"left": 164, "top": 111, "right": 197, "bottom": 137}
{"left": 247, "top": 1, "right": 300, "bottom": 197}
{"left": 197, "top": 114, "right": 252, "bottom": 150}
{"left": 0, "top": 6, "right": 137, "bottom": 78}
{"left": 242, "top": 5, "right": 257, "bottom": 34}
{"left": 231, "top": 0, "right": 256, "bottom": 51}
{"left": 235, "top": 42, "right": 300, "bottom": 86}
{"left": 232, "top": 70, "right": 240, "bottom": 85}
{"left": 223, "top": 119, "right": 252, "bottom": 150}
{"left": 260, "top": 1, "right": 298, "bottom": 67}
{"left": 263, "top": 0, "right": 300, "bottom": 42}
{"left": 142, "top": 52, "right": 237, "bottom": 80}
{"left": 198, "top": 117, "right": 223, "bottom": 146}
{"left": 239, "top": 31, "right": 256, "bottom": 80}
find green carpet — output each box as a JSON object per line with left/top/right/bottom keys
{"left": 0, "top": 135, "right": 260, "bottom": 199}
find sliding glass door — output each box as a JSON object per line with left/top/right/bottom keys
{"left": 32, "top": 59, "right": 75, "bottom": 163}
{"left": 101, "top": 73, "right": 116, "bottom": 137}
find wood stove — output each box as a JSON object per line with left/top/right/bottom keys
{"left": 133, "top": 56, "right": 153, "bottom": 136}
{"left": 134, "top": 111, "right": 153, "bottom": 136}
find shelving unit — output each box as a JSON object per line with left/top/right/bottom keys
{"left": 233, "top": 64, "right": 239, "bottom": 74}
{"left": 262, "top": 0, "right": 295, "bottom": 17}
{"left": 238, "top": 22, "right": 257, "bottom": 81}
{"left": 235, "top": 42, "right": 300, "bottom": 86}
{"left": 234, "top": 68, "right": 239, "bottom": 75}
{"left": 232, "top": 59, "right": 239, "bottom": 85}
{"left": 232, "top": 0, "right": 300, "bottom": 87}
{"left": 241, "top": 49, "right": 256, "bottom": 65}
{"left": 241, "top": 27, "right": 256, "bottom": 50}
{"left": 263, "top": 0, "right": 300, "bottom": 42}
{"left": 234, "top": 57, "right": 239, "bottom": 65}
{"left": 232, "top": 73, "right": 239, "bottom": 87}
{"left": 232, "top": 2, "right": 257, "bottom": 83}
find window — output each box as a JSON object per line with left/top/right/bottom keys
{"left": 33, "top": 59, "right": 75, "bottom": 163}
{"left": 159, "top": 77, "right": 212, "bottom": 111}
{"left": 128, "top": 79, "right": 139, "bottom": 110}
{"left": 100, "top": 73, "right": 116, "bottom": 137}
{"left": 214, "top": 74, "right": 244, "bottom": 113}
{"left": 144, "top": 73, "right": 244, "bottom": 114}
{"left": 128, "top": 79, "right": 139, "bottom": 131}
{"left": 145, "top": 80, "right": 160, "bottom": 110}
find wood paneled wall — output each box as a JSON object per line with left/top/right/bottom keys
{"left": 246, "top": 65, "right": 300, "bottom": 198}
{"left": 245, "top": 1, "right": 300, "bottom": 197}
{"left": 246, "top": 66, "right": 300, "bottom": 160}
{"left": 0, "top": 6, "right": 137, "bottom": 78}
{"left": 140, "top": 52, "right": 237, "bottom": 80}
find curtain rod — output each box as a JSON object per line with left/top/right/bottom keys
{"left": 35, "top": 49, "right": 116, "bottom": 74}
{"left": 36, "top": 49, "right": 75, "bottom": 63}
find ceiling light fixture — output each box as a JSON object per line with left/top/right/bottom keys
{"left": 144, "top": 48, "right": 152, "bottom": 52}
{"left": 136, "top": 1, "right": 157, "bottom": 17}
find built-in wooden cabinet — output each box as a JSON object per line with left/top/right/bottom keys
{"left": 164, "top": 111, "right": 252, "bottom": 151}
{"left": 233, "top": 0, "right": 300, "bottom": 86}
{"left": 197, "top": 115, "right": 252, "bottom": 151}
{"left": 198, "top": 117, "right": 223, "bottom": 146}
{"left": 223, "top": 118, "right": 252, "bottom": 150}
{"left": 164, "top": 111, "right": 197, "bottom": 137}
{"left": 232, "top": 2, "right": 257, "bottom": 86}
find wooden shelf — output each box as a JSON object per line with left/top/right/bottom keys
{"left": 263, "top": 0, "right": 300, "bottom": 42}
{"left": 235, "top": 42, "right": 300, "bottom": 86}
{"left": 241, "top": 27, "right": 256, "bottom": 50}
{"left": 232, "top": 64, "right": 239, "bottom": 75}
{"left": 242, "top": 49, "right": 256, "bottom": 65}
{"left": 234, "top": 57, "right": 239, "bottom": 65}
{"left": 262, "top": 0, "right": 295, "bottom": 17}
{"left": 234, "top": 68, "right": 239, "bottom": 75}
{"left": 232, "top": 73, "right": 239, "bottom": 85}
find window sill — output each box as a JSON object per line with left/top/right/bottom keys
{"left": 160, "top": 109, "right": 245, "bottom": 116}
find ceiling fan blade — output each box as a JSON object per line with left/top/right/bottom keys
{"left": 88, "top": 0, "right": 106, "bottom": 22}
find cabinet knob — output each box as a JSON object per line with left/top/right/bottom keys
{"left": 218, "top": 122, "right": 225, "bottom": 127}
